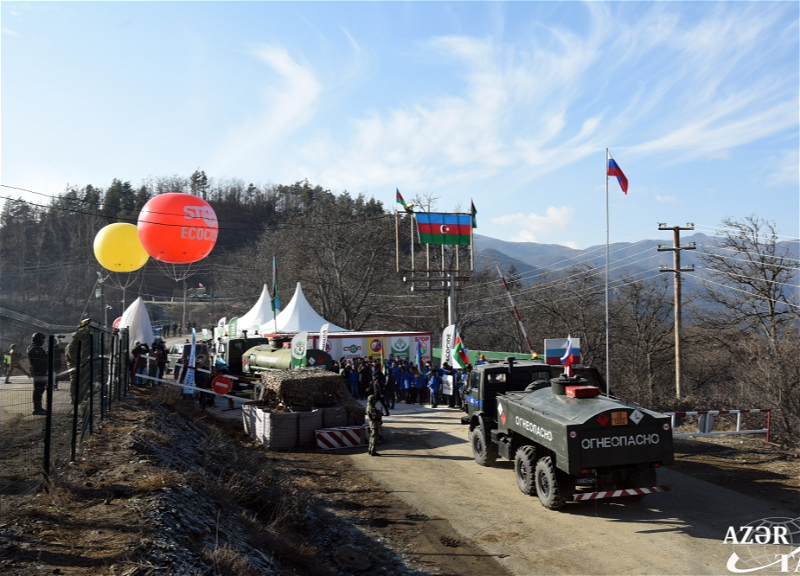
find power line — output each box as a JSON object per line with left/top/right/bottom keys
{"left": 683, "top": 274, "right": 800, "bottom": 310}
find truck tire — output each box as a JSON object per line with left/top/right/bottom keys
{"left": 514, "top": 445, "right": 538, "bottom": 495}
{"left": 534, "top": 456, "right": 566, "bottom": 510}
{"left": 471, "top": 426, "right": 497, "bottom": 467}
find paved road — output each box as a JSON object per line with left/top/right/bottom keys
{"left": 347, "top": 401, "right": 795, "bottom": 576}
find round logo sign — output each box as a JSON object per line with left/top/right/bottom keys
{"left": 370, "top": 339, "right": 382, "bottom": 353}
{"left": 211, "top": 375, "right": 232, "bottom": 395}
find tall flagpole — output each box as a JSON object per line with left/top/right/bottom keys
{"left": 605, "top": 148, "right": 610, "bottom": 396}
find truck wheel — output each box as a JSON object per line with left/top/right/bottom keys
{"left": 471, "top": 426, "right": 497, "bottom": 467}
{"left": 514, "top": 445, "right": 538, "bottom": 495}
{"left": 534, "top": 456, "right": 566, "bottom": 510}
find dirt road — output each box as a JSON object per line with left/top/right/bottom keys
{"left": 348, "top": 402, "right": 796, "bottom": 576}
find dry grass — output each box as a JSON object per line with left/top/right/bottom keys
{"left": 201, "top": 545, "right": 265, "bottom": 576}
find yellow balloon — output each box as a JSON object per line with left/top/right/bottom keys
{"left": 93, "top": 223, "right": 149, "bottom": 272}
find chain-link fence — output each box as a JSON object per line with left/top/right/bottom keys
{"left": 0, "top": 308, "right": 130, "bottom": 517}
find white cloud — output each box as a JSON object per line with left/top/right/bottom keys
{"left": 211, "top": 45, "right": 321, "bottom": 175}
{"left": 765, "top": 149, "right": 800, "bottom": 187}
{"left": 2, "top": 27, "right": 18, "bottom": 36}
{"left": 655, "top": 195, "right": 679, "bottom": 205}
{"left": 491, "top": 206, "right": 576, "bottom": 242}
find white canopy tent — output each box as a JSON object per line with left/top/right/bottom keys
{"left": 119, "top": 297, "right": 154, "bottom": 348}
{"left": 224, "top": 282, "right": 345, "bottom": 336}
{"left": 231, "top": 284, "right": 275, "bottom": 336}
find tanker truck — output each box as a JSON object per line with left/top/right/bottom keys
{"left": 242, "top": 342, "right": 334, "bottom": 374}
{"left": 461, "top": 358, "right": 673, "bottom": 510}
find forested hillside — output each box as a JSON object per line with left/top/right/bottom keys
{"left": 0, "top": 176, "right": 798, "bottom": 444}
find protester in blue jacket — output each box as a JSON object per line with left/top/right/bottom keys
{"left": 427, "top": 365, "right": 444, "bottom": 408}
{"left": 411, "top": 369, "right": 426, "bottom": 404}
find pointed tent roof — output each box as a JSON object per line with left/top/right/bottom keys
{"left": 234, "top": 284, "right": 276, "bottom": 335}
{"left": 119, "top": 297, "right": 154, "bottom": 347}
{"left": 263, "top": 282, "right": 345, "bottom": 333}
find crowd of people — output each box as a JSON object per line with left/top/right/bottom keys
{"left": 156, "top": 321, "right": 198, "bottom": 339}
{"left": 333, "top": 354, "right": 480, "bottom": 415}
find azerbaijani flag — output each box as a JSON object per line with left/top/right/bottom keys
{"left": 271, "top": 255, "right": 280, "bottom": 311}
{"left": 415, "top": 213, "right": 472, "bottom": 245}
{"left": 607, "top": 153, "right": 628, "bottom": 194}
{"left": 396, "top": 189, "right": 412, "bottom": 213}
{"left": 453, "top": 331, "right": 470, "bottom": 368}
{"left": 471, "top": 200, "right": 477, "bottom": 228}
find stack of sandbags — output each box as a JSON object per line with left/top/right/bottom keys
{"left": 259, "top": 368, "right": 364, "bottom": 424}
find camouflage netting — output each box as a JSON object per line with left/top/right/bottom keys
{"left": 259, "top": 368, "right": 364, "bottom": 424}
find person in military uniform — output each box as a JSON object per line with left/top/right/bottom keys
{"left": 366, "top": 395, "right": 383, "bottom": 456}
{"left": 28, "top": 333, "right": 49, "bottom": 415}
{"left": 5, "top": 343, "right": 30, "bottom": 382}
{"left": 67, "top": 319, "right": 91, "bottom": 403}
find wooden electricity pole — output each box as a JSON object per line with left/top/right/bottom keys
{"left": 658, "top": 223, "right": 696, "bottom": 399}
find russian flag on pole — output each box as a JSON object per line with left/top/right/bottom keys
{"left": 607, "top": 153, "right": 628, "bottom": 194}
{"left": 560, "top": 335, "right": 575, "bottom": 377}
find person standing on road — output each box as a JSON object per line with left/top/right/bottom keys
{"left": 28, "top": 333, "right": 48, "bottom": 416}
{"left": 427, "top": 364, "right": 443, "bottom": 408}
{"left": 366, "top": 395, "right": 383, "bottom": 456}
{"left": 146, "top": 342, "right": 159, "bottom": 386}
{"left": 5, "top": 344, "right": 30, "bottom": 382}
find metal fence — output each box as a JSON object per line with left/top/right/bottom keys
{"left": 0, "top": 312, "right": 130, "bottom": 517}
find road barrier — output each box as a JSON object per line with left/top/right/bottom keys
{"left": 664, "top": 409, "right": 771, "bottom": 442}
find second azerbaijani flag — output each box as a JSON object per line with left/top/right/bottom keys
{"left": 607, "top": 153, "right": 628, "bottom": 194}
{"left": 396, "top": 189, "right": 412, "bottom": 213}
{"left": 453, "top": 331, "right": 470, "bottom": 369}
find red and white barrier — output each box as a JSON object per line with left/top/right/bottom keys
{"left": 573, "top": 485, "right": 672, "bottom": 502}
{"left": 316, "top": 426, "right": 369, "bottom": 450}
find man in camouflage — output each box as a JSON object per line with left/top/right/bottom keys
{"left": 67, "top": 319, "right": 91, "bottom": 403}
{"left": 366, "top": 395, "right": 383, "bottom": 457}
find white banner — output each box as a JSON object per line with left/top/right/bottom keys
{"left": 183, "top": 328, "right": 196, "bottom": 394}
{"left": 442, "top": 374, "right": 453, "bottom": 395}
{"left": 291, "top": 331, "right": 308, "bottom": 368}
{"left": 441, "top": 324, "right": 456, "bottom": 368}
{"left": 319, "top": 324, "right": 329, "bottom": 355}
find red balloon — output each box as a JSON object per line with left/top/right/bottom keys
{"left": 137, "top": 193, "right": 218, "bottom": 263}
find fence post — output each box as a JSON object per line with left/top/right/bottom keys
{"left": 766, "top": 409, "right": 772, "bottom": 443}
{"left": 71, "top": 340, "right": 82, "bottom": 462}
{"left": 100, "top": 332, "right": 105, "bottom": 421}
{"left": 89, "top": 333, "right": 95, "bottom": 435}
{"left": 43, "top": 335, "right": 55, "bottom": 484}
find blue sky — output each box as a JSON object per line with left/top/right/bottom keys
{"left": 2, "top": 1, "right": 798, "bottom": 249}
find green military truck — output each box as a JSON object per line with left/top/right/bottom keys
{"left": 461, "top": 358, "right": 673, "bottom": 510}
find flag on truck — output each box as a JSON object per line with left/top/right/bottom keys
{"left": 415, "top": 213, "right": 472, "bottom": 245}
{"left": 560, "top": 335, "right": 575, "bottom": 376}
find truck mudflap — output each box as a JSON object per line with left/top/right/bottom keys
{"left": 573, "top": 484, "right": 673, "bottom": 502}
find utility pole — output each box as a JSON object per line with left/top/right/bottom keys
{"left": 658, "top": 223, "right": 696, "bottom": 399}
{"left": 96, "top": 272, "right": 107, "bottom": 329}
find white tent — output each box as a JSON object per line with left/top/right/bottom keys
{"left": 223, "top": 282, "right": 345, "bottom": 336}
{"left": 267, "top": 282, "right": 345, "bottom": 333}
{"left": 232, "top": 284, "right": 275, "bottom": 336}
{"left": 119, "top": 297, "right": 154, "bottom": 348}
